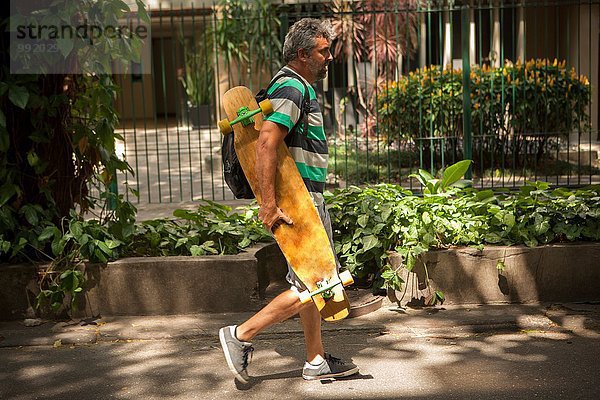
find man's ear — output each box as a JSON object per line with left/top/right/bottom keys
{"left": 297, "top": 48, "right": 308, "bottom": 61}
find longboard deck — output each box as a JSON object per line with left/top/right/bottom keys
{"left": 221, "top": 86, "right": 349, "bottom": 321}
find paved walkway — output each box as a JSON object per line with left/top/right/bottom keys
{"left": 1, "top": 302, "right": 599, "bottom": 399}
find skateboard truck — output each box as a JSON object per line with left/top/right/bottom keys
{"left": 298, "top": 270, "right": 354, "bottom": 305}
{"left": 218, "top": 99, "right": 273, "bottom": 134}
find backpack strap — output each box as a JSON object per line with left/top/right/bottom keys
{"left": 262, "top": 70, "right": 310, "bottom": 138}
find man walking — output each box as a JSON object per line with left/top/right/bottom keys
{"left": 219, "top": 18, "right": 359, "bottom": 383}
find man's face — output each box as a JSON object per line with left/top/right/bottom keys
{"left": 305, "top": 36, "right": 333, "bottom": 82}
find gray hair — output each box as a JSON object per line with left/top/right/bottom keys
{"left": 282, "top": 18, "right": 335, "bottom": 64}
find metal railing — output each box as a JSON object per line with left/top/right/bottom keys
{"left": 112, "top": 0, "right": 599, "bottom": 203}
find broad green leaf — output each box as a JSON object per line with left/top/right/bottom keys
{"left": 8, "top": 85, "right": 29, "bottom": 109}
{"left": 381, "top": 205, "right": 393, "bottom": 221}
{"left": 23, "top": 206, "right": 38, "bottom": 226}
{"left": 201, "top": 241, "right": 218, "bottom": 254}
{"left": 357, "top": 214, "right": 368, "bottom": 228}
{"left": 173, "top": 209, "right": 194, "bottom": 220}
{"left": 0, "top": 184, "right": 17, "bottom": 207}
{"left": 38, "top": 226, "right": 58, "bottom": 241}
{"left": 136, "top": 0, "right": 151, "bottom": 24}
{"left": 361, "top": 235, "right": 379, "bottom": 252}
{"left": 531, "top": 180, "right": 551, "bottom": 191}
{"left": 51, "top": 236, "right": 66, "bottom": 256}
{"left": 373, "top": 223, "right": 386, "bottom": 234}
{"left": 190, "top": 245, "right": 205, "bottom": 256}
{"left": 1, "top": 240, "right": 10, "bottom": 254}
{"left": 422, "top": 211, "right": 431, "bottom": 224}
{"left": 502, "top": 213, "right": 516, "bottom": 228}
{"left": 404, "top": 252, "right": 416, "bottom": 271}
{"left": 411, "top": 244, "right": 428, "bottom": 256}
{"left": 524, "top": 238, "right": 538, "bottom": 247}
{"left": 26, "top": 151, "right": 39, "bottom": 167}
{"left": 60, "top": 269, "right": 73, "bottom": 280}
{"left": 534, "top": 219, "right": 550, "bottom": 235}
{"left": 484, "top": 232, "right": 502, "bottom": 243}
{"left": 381, "top": 267, "right": 404, "bottom": 291}
{"left": 69, "top": 221, "right": 83, "bottom": 238}
{"left": 418, "top": 169, "right": 435, "bottom": 181}
{"left": 476, "top": 189, "right": 495, "bottom": 201}
{"left": 408, "top": 173, "right": 426, "bottom": 187}
{"left": 97, "top": 241, "right": 112, "bottom": 255}
{"left": 431, "top": 180, "right": 442, "bottom": 194}
{"left": 441, "top": 160, "right": 472, "bottom": 189}
{"left": 79, "top": 234, "right": 90, "bottom": 246}
{"left": 122, "top": 223, "right": 135, "bottom": 238}
{"left": 94, "top": 249, "right": 108, "bottom": 263}
{"left": 342, "top": 242, "right": 352, "bottom": 254}
{"left": 105, "top": 240, "right": 121, "bottom": 249}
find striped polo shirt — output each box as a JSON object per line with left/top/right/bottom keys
{"left": 263, "top": 67, "right": 328, "bottom": 206}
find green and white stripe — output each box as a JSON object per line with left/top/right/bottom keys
{"left": 264, "top": 67, "right": 329, "bottom": 206}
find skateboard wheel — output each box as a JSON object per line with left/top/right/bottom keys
{"left": 259, "top": 99, "right": 273, "bottom": 115}
{"left": 298, "top": 290, "right": 312, "bottom": 304}
{"left": 340, "top": 270, "right": 354, "bottom": 286}
{"left": 218, "top": 118, "right": 232, "bottom": 134}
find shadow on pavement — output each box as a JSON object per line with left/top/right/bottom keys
{"left": 1, "top": 304, "right": 600, "bottom": 399}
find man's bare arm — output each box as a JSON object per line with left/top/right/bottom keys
{"left": 256, "top": 120, "right": 293, "bottom": 231}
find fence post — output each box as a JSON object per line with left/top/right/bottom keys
{"left": 461, "top": 5, "right": 473, "bottom": 179}
{"left": 108, "top": 172, "right": 118, "bottom": 210}
{"left": 280, "top": 10, "right": 288, "bottom": 50}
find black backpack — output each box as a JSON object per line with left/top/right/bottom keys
{"left": 222, "top": 71, "right": 311, "bottom": 199}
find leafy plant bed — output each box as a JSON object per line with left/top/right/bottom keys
{"left": 3, "top": 161, "right": 599, "bottom": 316}
{"left": 1, "top": 201, "right": 271, "bottom": 316}
{"left": 326, "top": 161, "right": 600, "bottom": 299}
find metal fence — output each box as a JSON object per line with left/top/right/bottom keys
{"left": 112, "top": 0, "right": 599, "bottom": 204}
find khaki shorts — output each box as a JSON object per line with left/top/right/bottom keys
{"left": 286, "top": 202, "right": 341, "bottom": 291}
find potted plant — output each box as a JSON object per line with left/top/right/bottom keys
{"left": 179, "top": 32, "right": 215, "bottom": 129}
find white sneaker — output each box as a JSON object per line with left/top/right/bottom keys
{"left": 302, "top": 353, "right": 359, "bottom": 380}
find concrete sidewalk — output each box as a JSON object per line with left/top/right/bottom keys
{"left": 1, "top": 302, "right": 599, "bottom": 399}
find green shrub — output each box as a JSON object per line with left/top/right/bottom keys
{"left": 377, "top": 59, "right": 592, "bottom": 167}
{"left": 327, "top": 171, "right": 600, "bottom": 293}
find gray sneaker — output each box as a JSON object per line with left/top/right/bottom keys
{"left": 302, "top": 353, "right": 359, "bottom": 380}
{"left": 218, "top": 325, "right": 254, "bottom": 383}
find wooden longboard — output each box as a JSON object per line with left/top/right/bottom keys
{"left": 220, "top": 86, "right": 350, "bottom": 322}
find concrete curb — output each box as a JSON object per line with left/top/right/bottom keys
{"left": 0, "top": 242, "right": 284, "bottom": 320}
{"left": 388, "top": 242, "right": 600, "bottom": 306}
{"left": 2, "top": 242, "right": 599, "bottom": 321}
